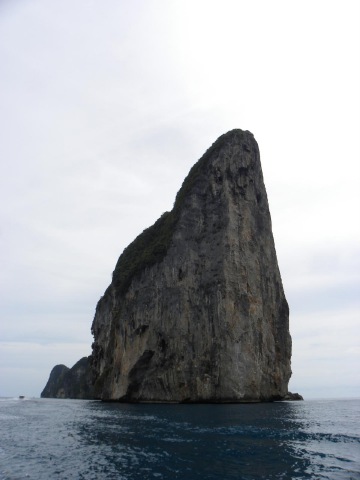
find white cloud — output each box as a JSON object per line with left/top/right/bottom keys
{"left": 289, "top": 308, "right": 360, "bottom": 398}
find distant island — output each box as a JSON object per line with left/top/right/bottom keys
{"left": 41, "top": 129, "right": 302, "bottom": 402}
{"left": 41, "top": 357, "right": 94, "bottom": 399}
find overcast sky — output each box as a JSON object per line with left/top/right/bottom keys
{"left": 1, "top": 0, "right": 359, "bottom": 399}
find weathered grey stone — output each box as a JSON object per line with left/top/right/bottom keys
{"left": 283, "top": 392, "right": 304, "bottom": 401}
{"left": 90, "top": 129, "right": 292, "bottom": 402}
{"left": 41, "top": 357, "right": 94, "bottom": 399}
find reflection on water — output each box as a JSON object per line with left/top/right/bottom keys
{"left": 0, "top": 398, "right": 358, "bottom": 479}
{"left": 73, "top": 400, "right": 359, "bottom": 479}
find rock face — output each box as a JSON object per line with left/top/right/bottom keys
{"left": 41, "top": 357, "right": 94, "bottom": 399}
{"left": 283, "top": 392, "right": 303, "bottom": 401}
{"left": 90, "top": 129, "right": 292, "bottom": 402}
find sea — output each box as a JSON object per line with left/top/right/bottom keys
{"left": 0, "top": 397, "right": 359, "bottom": 480}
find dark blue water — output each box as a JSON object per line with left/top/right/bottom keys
{"left": 0, "top": 398, "right": 359, "bottom": 479}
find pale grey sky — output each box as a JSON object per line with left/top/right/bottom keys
{"left": 0, "top": 0, "right": 359, "bottom": 398}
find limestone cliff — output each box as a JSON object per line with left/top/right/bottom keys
{"left": 90, "top": 129, "right": 292, "bottom": 402}
{"left": 41, "top": 357, "right": 94, "bottom": 399}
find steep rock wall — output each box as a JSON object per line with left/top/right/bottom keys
{"left": 90, "top": 129, "right": 292, "bottom": 402}
{"left": 41, "top": 357, "right": 94, "bottom": 399}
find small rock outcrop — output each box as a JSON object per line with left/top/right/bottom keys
{"left": 283, "top": 392, "right": 304, "bottom": 401}
{"left": 41, "top": 357, "right": 94, "bottom": 399}
{"left": 90, "top": 129, "right": 293, "bottom": 402}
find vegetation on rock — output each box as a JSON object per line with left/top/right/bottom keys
{"left": 113, "top": 129, "right": 247, "bottom": 295}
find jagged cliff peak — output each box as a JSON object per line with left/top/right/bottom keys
{"left": 90, "top": 129, "right": 292, "bottom": 402}
{"left": 110, "top": 129, "right": 255, "bottom": 297}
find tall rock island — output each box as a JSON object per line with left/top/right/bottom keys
{"left": 90, "top": 129, "right": 292, "bottom": 402}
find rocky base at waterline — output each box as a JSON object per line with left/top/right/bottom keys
{"left": 41, "top": 129, "right": 302, "bottom": 402}
{"left": 41, "top": 357, "right": 95, "bottom": 399}
{"left": 282, "top": 392, "right": 304, "bottom": 401}
{"left": 98, "top": 392, "right": 303, "bottom": 403}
